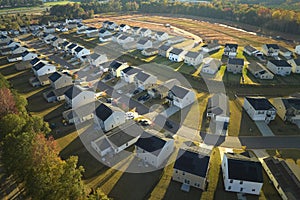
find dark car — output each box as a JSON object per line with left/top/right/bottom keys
{"left": 165, "top": 121, "right": 173, "bottom": 129}
{"left": 140, "top": 120, "right": 150, "bottom": 126}
{"left": 133, "top": 89, "right": 140, "bottom": 95}
{"left": 104, "top": 74, "right": 111, "bottom": 80}
{"left": 137, "top": 95, "right": 144, "bottom": 101}
{"left": 142, "top": 93, "right": 150, "bottom": 101}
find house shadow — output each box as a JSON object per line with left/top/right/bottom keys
{"left": 0, "top": 63, "right": 17, "bottom": 77}
{"left": 8, "top": 70, "right": 37, "bottom": 94}
{"left": 246, "top": 71, "right": 263, "bottom": 84}
{"left": 238, "top": 109, "right": 261, "bottom": 137}
{"left": 199, "top": 132, "right": 225, "bottom": 146}
{"left": 26, "top": 87, "right": 59, "bottom": 112}
{"left": 200, "top": 105, "right": 210, "bottom": 133}
{"left": 214, "top": 171, "right": 239, "bottom": 200}
{"left": 162, "top": 180, "right": 203, "bottom": 200}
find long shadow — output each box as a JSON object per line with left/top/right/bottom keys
{"left": 162, "top": 180, "right": 203, "bottom": 200}
{"left": 8, "top": 70, "right": 38, "bottom": 94}
{"left": 214, "top": 171, "right": 238, "bottom": 200}
{"left": 0, "top": 63, "right": 17, "bottom": 77}
{"left": 238, "top": 109, "right": 261, "bottom": 137}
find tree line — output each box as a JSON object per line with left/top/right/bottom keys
{"left": 0, "top": 0, "right": 42, "bottom": 8}
{"left": 0, "top": 73, "right": 110, "bottom": 199}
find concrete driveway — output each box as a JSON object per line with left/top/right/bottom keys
{"left": 255, "top": 121, "right": 274, "bottom": 136}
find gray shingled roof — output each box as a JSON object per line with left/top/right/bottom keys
{"left": 228, "top": 58, "right": 244, "bottom": 66}
{"left": 135, "top": 71, "right": 151, "bottom": 82}
{"left": 246, "top": 97, "right": 275, "bottom": 110}
{"left": 170, "top": 85, "right": 190, "bottom": 99}
{"left": 135, "top": 131, "right": 166, "bottom": 156}
{"left": 269, "top": 60, "right": 291, "bottom": 67}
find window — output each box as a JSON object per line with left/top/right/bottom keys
{"left": 228, "top": 186, "right": 231, "bottom": 190}
{"left": 240, "top": 181, "right": 243, "bottom": 184}
{"left": 182, "top": 172, "right": 185, "bottom": 175}
{"left": 230, "top": 179, "right": 233, "bottom": 183}
{"left": 175, "top": 170, "right": 178, "bottom": 174}
{"left": 240, "top": 188, "right": 243, "bottom": 192}
{"left": 252, "top": 189, "right": 255, "bottom": 192}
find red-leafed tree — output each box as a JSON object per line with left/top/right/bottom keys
{"left": 0, "top": 87, "right": 18, "bottom": 118}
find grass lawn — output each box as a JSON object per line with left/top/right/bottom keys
{"left": 268, "top": 116, "right": 300, "bottom": 136}
{"left": 44, "top": 1, "right": 77, "bottom": 6}
{"left": 266, "top": 149, "right": 300, "bottom": 162}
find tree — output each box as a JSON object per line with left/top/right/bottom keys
{"left": 0, "top": 87, "right": 18, "bottom": 119}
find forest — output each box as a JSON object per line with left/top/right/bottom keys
{"left": 0, "top": 0, "right": 43, "bottom": 7}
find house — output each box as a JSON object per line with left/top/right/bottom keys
{"left": 63, "top": 101, "right": 101, "bottom": 125}
{"left": 64, "top": 85, "right": 95, "bottom": 108}
{"left": 227, "top": 58, "right": 244, "bottom": 74}
{"left": 262, "top": 44, "right": 279, "bottom": 57}
{"left": 134, "top": 71, "right": 157, "bottom": 90}
{"left": 137, "top": 39, "right": 152, "bottom": 50}
{"left": 15, "top": 61, "right": 32, "bottom": 71}
{"left": 295, "top": 45, "right": 300, "bottom": 55}
{"left": 77, "top": 23, "right": 88, "bottom": 34}
{"left": 29, "top": 74, "right": 52, "bottom": 87}
{"left": 91, "top": 137, "right": 112, "bottom": 157}
{"left": 173, "top": 149, "right": 210, "bottom": 191}
{"left": 158, "top": 44, "right": 173, "bottom": 58}
{"left": 288, "top": 58, "right": 300, "bottom": 73}
{"left": 201, "top": 43, "right": 220, "bottom": 53}
{"left": 201, "top": 58, "right": 222, "bottom": 75}
{"left": 169, "top": 48, "right": 187, "bottom": 62}
{"left": 94, "top": 103, "right": 126, "bottom": 132}
{"left": 112, "top": 33, "right": 122, "bottom": 42}
{"left": 12, "top": 46, "right": 27, "bottom": 54}
{"left": 0, "top": 29, "right": 8, "bottom": 36}
{"left": 43, "top": 85, "right": 72, "bottom": 103}
{"left": 102, "top": 20, "right": 110, "bottom": 28}
{"left": 148, "top": 79, "right": 181, "bottom": 99}
{"left": 99, "top": 35, "right": 113, "bottom": 42}
{"left": 48, "top": 71, "right": 73, "bottom": 90}
{"left": 244, "top": 97, "right": 276, "bottom": 123}
{"left": 52, "top": 37, "right": 65, "bottom": 49}
{"left": 86, "top": 27, "right": 98, "bottom": 38}
{"left": 279, "top": 46, "right": 292, "bottom": 59}
{"left": 22, "top": 51, "right": 38, "bottom": 61}
{"left": 74, "top": 46, "right": 90, "bottom": 58}
{"left": 120, "top": 66, "right": 142, "bottom": 83}
{"left": 99, "top": 28, "right": 112, "bottom": 38}
{"left": 184, "top": 51, "right": 203, "bottom": 66}
{"left": 141, "top": 48, "right": 158, "bottom": 56}
{"left": 155, "top": 31, "right": 169, "bottom": 41}
{"left": 207, "top": 93, "right": 230, "bottom": 135}
{"left": 223, "top": 44, "right": 238, "bottom": 57}
{"left": 61, "top": 41, "right": 70, "bottom": 51}
{"left": 66, "top": 22, "right": 77, "bottom": 29}
{"left": 167, "top": 85, "right": 195, "bottom": 109}
{"left": 132, "top": 26, "right": 141, "bottom": 35}
{"left": 263, "top": 157, "right": 300, "bottom": 200}
{"left": 221, "top": 153, "right": 263, "bottom": 195}
{"left": 139, "top": 28, "right": 152, "bottom": 37}
{"left": 30, "top": 57, "right": 43, "bottom": 67}
{"left": 267, "top": 60, "right": 292, "bottom": 76}
{"left": 19, "top": 26, "right": 28, "bottom": 34}
{"left": 44, "top": 34, "right": 55, "bottom": 44}
{"left": 0, "top": 35, "right": 11, "bottom": 44}
{"left": 110, "top": 60, "right": 129, "bottom": 77}
{"left": 166, "top": 36, "right": 185, "bottom": 45}
{"left": 32, "top": 62, "right": 56, "bottom": 77}
{"left": 117, "top": 35, "right": 134, "bottom": 45}
{"left": 2, "top": 40, "right": 20, "bottom": 49}
{"left": 44, "top": 26, "right": 56, "bottom": 34}
{"left": 247, "top": 63, "right": 274, "bottom": 79}
{"left": 66, "top": 43, "right": 78, "bottom": 55}
{"left": 272, "top": 97, "right": 300, "bottom": 126}
{"left": 7, "top": 53, "right": 23, "bottom": 62}
{"left": 119, "top": 24, "right": 130, "bottom": 32}
{"left": 135, "top": 131, "right": 174, "bottom": 168}
{"left": 88, "top": 53, "right": 108, "bottom": 67}
{"left": 107, "top": 21, "right": 118, "bottom": 30}
{"left": 243, "top": 45, "right": 263, "bottom": 57}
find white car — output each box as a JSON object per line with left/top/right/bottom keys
{"left": 126, "top": 112, "right": 138, "bottom": 120}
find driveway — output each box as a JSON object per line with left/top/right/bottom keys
{"left": 255, "top": 121, "right": 274, "bottom": 136}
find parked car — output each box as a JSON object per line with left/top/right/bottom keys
{"left": 133, "top": 89, "right": 140, "bottom": 95}
{"left": 143, "top": 93, "right": 150, "bottom": 101}
{"left": 165, "top": 121, "right": 173, "bottom": 129}
{"left": 137, "top": 95, "right": 144, "bottom": 101}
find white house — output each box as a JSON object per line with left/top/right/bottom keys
{"left": 262, "top": 44, "right": 279, "bottom": 57}
{"left": 48, "top": 71, "right": 73, "bottom": 90}
{"left": 295, "top": 45, "right": 300, "bottom": 55}
{"left": 44, "top": 34, "right": 55, "bottom": 44}
{"left": 107, "top": 21, "right": 118, "bottom": 30}
{"left": 22, "top": 51, "right": 37, "bottom": 61}
{"left": 94, "top": 103, "right": 126, "bottom": 132}
{"left": 134, "top": 71, "right": 157, "bottom": 90}
{"left": 99, "top": 28, "right": 112, "bottom": 38}
{"left": 243, "top": 45, "right": 263, "bottom": 57}
{"left": 155, "top": 31, "right": 169, "bottom": 41}
{"left": 223, "top": 44, "right": 238, "bottom": 57}
{"left": 244, "top": 97, "right": 276, "bottom": 123}
{"left": 102, "top": 20, "right": 110, "bottom": 29}
{"left": 88, "top": 53, "right": 108, "bottom": 67}
{"left": 167, "top": 85, "right": 196, "bottom": 109}
{"left": 201, "top": 43, "right": 220, "bottom": 53}
{"left": 247, "top": 63, "right": 274, "bottom": 80}
{"left": 221, "top": 153, "right": 263, "bottom": 195}
{"left": 141, "top": 48, "right": 158, "bottom": 57}
{"left": 132, "top": 26, "right": 141, "bottom": 35}
{"left": 139, "top": 28, "right": 152, "bottom": 37}
{"left": 61, "top": 41, "right": 70, "bottom": 51}
{"left": 76, "top": 23, "right": 88, "bottom": 34}
{"left": 267, "top": 60, "right": 292, "bottom": 76}
{"left": 12, "top": 46, "right": 27, "bottom": 54}
{"left": 201, "top": 58, "right": 222, "bottom": 75}
{"left": 44, "top": 26, "right": 56, "bottom": 34}
{"left": 135, "top": 131, "right": 174, "bottom": 168}
{"left": 91, "top": 136, "right": 112, "bottom": 157}
{"left": 112, "top": 33, "right": 122, "bottom": 43}
{"left": 110, "top": 60, "right": 129, "bottom": 77}
{"left": 272, "top": 97, "right": 300, "bottom": 126}
{"left": 158, "top": 44, "right": 173, "bottom": 58}
{"left": 227, "top": 58, "right": 244, "bottom": 74}
{"left": 169, "top": 48, "right": 187, "bottom": 62}
{"left": 30, "top": 57, "right": 42, "bottom": 67}
{"left": 32, "top": 62, "right": 56, "bottom": 77}
{"left": 137, "top": 39, "right": 152, "bottom": 50}
{"left": 166, "top": 36, "right": 185, "bottom": 45}
{"left": 117, "top": 35, "right": 134, "bottom": 45}
{"left": 52, "top": 37, "right": 65, "bottom": 49}
{"left": 74, "top": 46, "right": 90, "bottom": 58}
{"left": 7, "top": 53, "right": 23, "bottom": 62}
{"left": 86, "top": 27, "right": 98, "bottom": 38}
{"left": 99, "top": 35, "right": 112, "bottom": 43}
{"left": 66, "top": 43, "right": 78, "bottom": 55}
{"left": 207, "top": 93, "right": 230, "bottom": 135}
{"left": 64, "top": 85, "right": 95, "bottom": 108}
{"left": 2, "top": 40, "right": 19, "bottom": 49}
{"left": 184, "top": 51, "right": 203, "bottom": 66}
{"left": 173, "top": 149, "right": 210, "bottom": 191}
{"left": 120, "top": 66, "right": 141, "bottom": 83}
{"left": 119, "top": 24, "right": 131, "bottom": 32}
{"left": 279, "top": 46, "right": 292, "bottom": 59}
{"left": 43, "top": 85, "right": 72, "bottom": 103}
{"left": 287, "top": 58, "right": 300, "bottom": 73}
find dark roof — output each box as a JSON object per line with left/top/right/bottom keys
{"left": 170, "top": 85, "right": 190, "bottom": 99}
{"left": 207, "top": 93, "right": 229, "bottom": 117}
{"left": 135, "top": 71, "right": 151, "bottom": 82}
{"left": 122, "top": 67, "right": 141, "bottom": 75}
{"left": 174, "top": 149, "right": 210, "bottom": 177}
{"left": 132, "top": 26, "right": 140, "bottom": 30}
{"left": 90, "top": 53, "right": 101, "bottom": 60}
{"left": 48, "top": 72, "right": 62, "bottom": 82}
{"left": 265, "top": 44, "right": 279, "bottom": 50}
{"left": 64, "top": 86, "right": 83, "bottom": 99}
{"left": 53, "top": 85, "right": 72, "bottom": 97}
{"left": 21, "top": 50, "right": 30, "bottom": 57}
{"left": 245, "top": 97, "right": 275, "bottom": 110}
{"left": 51, "top": 36, "right": 58, "bottom": 41}
{"left": 67, "top": 43, "right": 77, "bottom": 49}
{"left": 279, "top": 46, "right": 291, "bottom": 53}
{"left": 99, "top": 29, "right": 108, "bottom": 34}
{"left": 118, "top": 35, "right": 128, "bottom": 40}
{"left": 119, "top": 24, "right": 127, "bottom": 28}
{"left": 30, "top": 57, "right": 40, "bottom": 65}
{"left": 293, "top": 58, "right": 300, "bottom": 65}
{"left": 74, "top": 46, "right": 83, "bottom": 53}
{"left": 203, "top": 43, "right": 220, "bottom": 49}
{"left": 227, "top": 157, "right": 263, "bottom": 183}
{"left": 282, "top": 98, "right": 300, "bottom": 110}
{"left": 185, "top": 51, "right": 201, "bottom": 58}
{"left": 95, "top": 103, "right": 113, "bottom": 121}
{"left": 94, "top": 137, "right": 111, "bottom": 151}
{"left": 156, "top": 31, "right": 166, "bottom": 36}
{"left": 159, "top": 44, "right": 172, "bottom": 51}
{"left": 110, "top": 60, "right": 122, "bottom": 69}
{"left": 137, "top": 39, "right": 149, "bottom": 45}
{"left": 33, "top": 62, "right": 46, "bottom": 71}
{"left": 244, "top": 45, "right": 257, "bottom": 53}
{"left": 225, "top": 43, "right": 238, "bottom": 49}
{"left": 86, "top": 27, "right": 97, "bottom": 31}
{"left": 170, "top": 48, "right": 184, "bottom": 55}
{"left": 269, "top": 60, "right": 291, "bottom": 67}
{"left": 140, "top": 28, "right": 149, "bottom": 33}
{"left": 228, "top": 58, "right": 244, "bottom": 66}
{"left": 107, "top": 21, "right": 115, "bottom": 25}
{"left": 62, "top": 41, "right": 70, "bottom": 47}
{"left": 135, "top": 131, "right": 166, "bottom": 156}
{"left": 122, "top": 66, "right": 133, "bottom": 73}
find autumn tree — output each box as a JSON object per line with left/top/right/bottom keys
{"left": 0, "top": 87, "right": 18, "bottom": 118}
